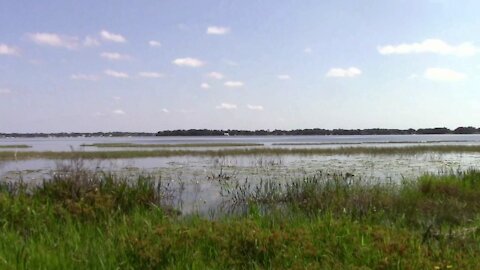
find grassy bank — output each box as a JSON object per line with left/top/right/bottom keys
{"left": 81, "top": 142, "right": 263, "bottom": 148}
{"left": 3, "top": 144, "right": 480, "bottom": 160}
{"left": 0, "top": 144, "right": 31, "bottom": 149}
{"left": 0, "top": 167, "right": 479, "bottom": 268}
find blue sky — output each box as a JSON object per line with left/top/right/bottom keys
{"left": 1, "top": 0, "right": 480, "bottom": 132}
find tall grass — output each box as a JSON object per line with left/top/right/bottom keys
{"left": 221, "top": 170, "right": 480, "bottom": 228}
{"left": 0, "top": 164, "right": 479, "bottom": 268}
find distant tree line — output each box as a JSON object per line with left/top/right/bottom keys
{"left": 1, "top": 127, "right": 480, "bottom": 138}
{"left": 156, "top": 127, "right": 480, "bottom": 136}
{"left": 0, "top": 132, "right": 156, "bottom": 138}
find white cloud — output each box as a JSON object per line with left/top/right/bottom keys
{"left": 207, "top": 72, "right": 224, "bottom": 80}
{"left": 378, "top": 39, "right": 478, "bottom": 57}
{"left": 0, "top": 44, "right": 19, "bottom": 55}
{"left": 149, "top": 40, "right": 161, "bottom": 47}
{"left": 100, "top": 52, "right": 130, "bottom": 60}
{"left": 104, "top": 69, "right": 129, "bottom": 78}
{"left": 304, "top": 47, "right": 313, "bottom": 54}
{"left": 424, "top": 68, "right": 466, "bottom": 82}
{"left": 277, "top": 74, "right": 291, "bottom": 80}
{"left": 224, "top": 81, "right": 244, "bottom": 88}
{"left": 206, "top": 26, "right": 230, "bottom": 35}
{"left": 161, "top": 108, "right": 169, "bottom": 113}
{"left": 113, "top": 96, "right": 121, "bottom": 101}
{"left": 28, "top": 33, "right": 79, "bottom": 49}
{"left": 247, "top": 104, "right": 264, "bottom": 111}
{"left": 326, "top": 67, "right": 362, "bottom": 78}
{"left": 216, "top": 103, "right": 237, "bottom": 110}
{"left": 70, "top": 74, "right": 98, "bottom": 81}
{"left": 172, "top": 57, "right": 205, "bottom": 67}
{"left": 100, "top": 30, "right": 126, "bottom": 43}
{"left": 0, "top": 88, "right": 12, "bottom": 94}
{"left": 138, "top": 72, "right": 164, "bottom": 78}
{"left": 83, "top": 36, "right": 100, "bottom": 47}
{"left": 201, "top": 83, "right": 211, "bottom": 89}
{"left": 112, "top": 109, "right": 126, "bottom": 115}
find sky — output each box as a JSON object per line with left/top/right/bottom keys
{"left": 1, "top": 0, "right": 480, "bottom": 132}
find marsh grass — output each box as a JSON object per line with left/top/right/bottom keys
{"left": 221, "top": 170, "right": 480, "bottom": 227}
{"left": 272, "top": 140, "right": 470, "bottom": 146}
{"left": 81, "top": 142, "right": 264, "bottom": 148}
{"left": 4, "top": 144, "right": 480, "bottom": 161}
{"left": 0, "top": 144, "right": 31, "bottom": 148}
{"left": 0, "top": 162, "right": 479, "bottom": 268}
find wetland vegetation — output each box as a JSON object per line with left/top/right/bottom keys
{"left": 81, "top": 142, "right": 263, "bottom": 148}
{"left": 3, "top": 144, "right": 480, "bottom": 161}
{"left": 0, "top": 144, "right": 31, "bottom": 149}
{"left": 0, "top": 161, "right": 479, "bottom": 268}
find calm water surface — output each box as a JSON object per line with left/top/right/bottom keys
{"left": 2, "top": 134, "right": 480, "bottom": 151}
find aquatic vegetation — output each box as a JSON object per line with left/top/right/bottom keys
{"left": 81, "top": 143, "right": 264, "bottom": 148}
{"left": 272, "top": 140, "right": 470, "bottom": 146}
{"left": 0, "top": 144, "right": 31, "bottom": 148}
{"left": 4, "top": 144, "right": 480, "bottom": 160}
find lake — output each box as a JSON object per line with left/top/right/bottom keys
{"left": 2, "top": 134, "right": 480, "bottom": 151}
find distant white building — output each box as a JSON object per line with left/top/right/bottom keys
{"left": 223, "top": 132, "right": 230, "bottom": 136}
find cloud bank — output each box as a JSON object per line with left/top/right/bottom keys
{"left": 172, "top": 57, "right": 205, "bottom": 67}
{"left": 216, "top": 103, "right": 237, "bottom": 110}
{"left": 326, "top": 67, "right": 362, "bottom": 78}
{"left": 378, "top": 39, "right": 478, "bottom": 57}
{"left": 207, "top": 26, "right": 230, "bottom": 35}
{"left": 100, "top": 30, "right": 126, "bottom": 43}
{"left": 0, "top": 44, "right": 19, "bottom": 55}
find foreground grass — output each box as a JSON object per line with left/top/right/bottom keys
{"left": 81, "top": 142, "right": 263, "bottom": 148}
{"left": 0, "top": 167, "right": 479, "bottom": 268}
{"left": 3, "top": 144, "right": 480, "bottom": 160}
{"left": 0, "top": 144, "right": 31, "bottom": 149}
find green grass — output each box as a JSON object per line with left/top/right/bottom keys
{"left": 0, "top": 145, "right": 31, "bottom": 149}
{"left": 3, "top": 144, "right": 480, "bottom": 160}
{"left": 0, "top": 166, "right": 479, "bottom": 268}
{"left": 81, "top": 142, "right": 264, "bottom": 148}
